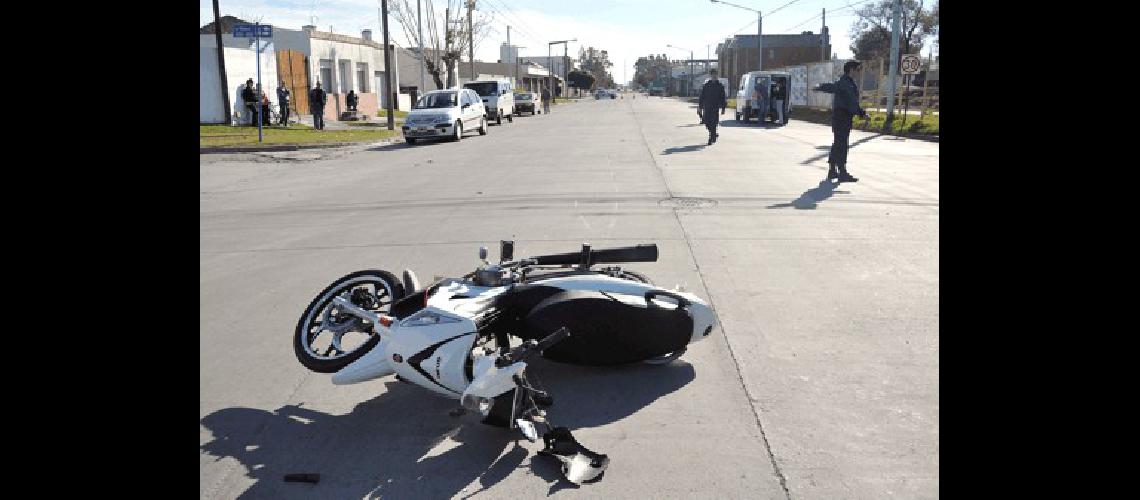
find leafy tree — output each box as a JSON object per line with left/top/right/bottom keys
{"left": 849, "top": 0, "right": 936, "bottom": 66}
{"left": 567, "top": 70, "right": 595, "bottom": 91}
{"left": 578, "top": 46, "right": 614, "bottom": 89}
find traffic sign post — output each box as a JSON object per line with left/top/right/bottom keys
{"left": 900, "top": 54, "right": 921, "bottom": 127}
{"left": 233, "top": 23, "right": 273, "bottom": 142}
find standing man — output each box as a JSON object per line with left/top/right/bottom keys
{"left": 346, "top": 89, "right": 358, "bottom": 112}
{"left": 241, "top": 79, "right": 257, "bottom": 126}
{"left": 277, "top": 81, "right": 291, "bottom": 126}
{"left": 814, "top": 61, "right": 869, "bottom": 182}
{"left": 698, "top": 69, "right": 727, "bottom": 146}
{"left": 541, "top": 87, "right": 551, "bottom": 115}
{"left": 309, "top": 82, "right": 327, "bottom": 130}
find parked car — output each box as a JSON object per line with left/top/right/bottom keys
{"left": 463, "top": 79, "right": 515, "bottom": 125}
{"left": 735, "top": 70, "right": 792, "bottom": 125}
{"left": 514, "top": 91, "right": 541, "bottom": 115}
{"left": 402, "top": 89, "right": 487, "bottom": 145}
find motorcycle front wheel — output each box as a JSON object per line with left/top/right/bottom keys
{"left": 294, "top": 270, "right": 404, "bottom": 373}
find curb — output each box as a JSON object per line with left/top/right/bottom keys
{"left": 199, "top": 137, "right": 401, "bottom": 155}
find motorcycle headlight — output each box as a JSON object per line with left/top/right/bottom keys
{"left": 461, "top": 394, "right": 494, "bottom": 415}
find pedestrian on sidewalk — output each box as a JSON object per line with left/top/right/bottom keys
{"left": 259, "top": 85, "right": 272, "bottom": 127}
{"left": 541, "top": 87, "right": 551, "bottom": 114}
{"left": 346, "top": 90, "right": 358, "bottom": 112}
{"left": 241, "top": 79, "right": 257, "bottom": 126}
{"left": 814, "top": 61, "right": 869, "bottom": 182}
{"left": 698, "top": 69, "right": 727, "bottom": 146}
{"left": 309, "top": 82, "right": 327, "bottom": 130}
{"left": 277, "top": 81, "right": 291, "bottom": 125}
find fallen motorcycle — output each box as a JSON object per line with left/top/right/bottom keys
{"left": 293, "top": 241, "right": 717, "bottom": 484}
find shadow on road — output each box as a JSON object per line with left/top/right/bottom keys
{"left": 718, "top": 120, "right": 783, "bottom": 129}
{"left": 365, "top": 142, "right": 414, "bottom": 152}
{"left": 766, "top": 180, "right": 845, "bottom": 210}
{"left": 800, "top": 133, "right": 885, "bottom": 165}
{"left": 200, "top": 359, "right": 695, "bottom": 499}
{"left": 662, "top": 144, "right": 707, "bottom": 155}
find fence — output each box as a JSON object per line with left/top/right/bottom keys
{"left": 776, "top": 58, "right": 939, "bottom": 117}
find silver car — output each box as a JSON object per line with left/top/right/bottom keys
{"left": 514, "top": 92, "right": 541, "bottom": 115}
{"left": 403, "top": 89, "right": 488, "bottom": 145}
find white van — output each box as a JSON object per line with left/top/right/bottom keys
{"left": 735, "top": 71, "right": 792, "bottom": 125}
{"left": 463, "top": 79, "right": 515, "bottom": 125}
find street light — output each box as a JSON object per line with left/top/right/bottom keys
{"left": 666, "top": 44, "right": 694, "bottom": 96}
{"left": 548, "top": 38, "right": 576, "bottom": 99}
{"left": 710, "top": 0, "right": 761, "bottom": 74}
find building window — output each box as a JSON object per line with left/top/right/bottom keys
{"left": 319, "top": 59, "right": 333, "bottom": 91}
{"left": 357, "top": 63, "right": 368, "bottom": 93}
{"left": 339, "top": 60, "right": 352, "bottom": 93}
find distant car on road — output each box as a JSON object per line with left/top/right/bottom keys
{"left": 402, "top": 89, "right": 487, "bottom": 145}
{"left": 514, "top": 91, "right": 541, "bottom": 115}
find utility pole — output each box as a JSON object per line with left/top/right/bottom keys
{"left": 821, "top": 8, "right": 826, "bottom": 62}
{"left": 507, "top": 25, "right": 511, "bottom": 87}
{"left": 884, "top": 0, "right": 902, "bottom": 130}
{"left": 417, "top": 0, "right": 424, "bottom": 91}
{"left": 380, "top": 0, "right": 395, "bottom": 130}
{"left": 468, "top": 0, "right": 475, "bottom": 85}
{"left": 211, "top": 0, "right": 231, "bottom": 123}
{"left": 563, "top": 43, "right": 569, "bottom": 97}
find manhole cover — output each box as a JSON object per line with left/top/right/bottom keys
{"left": 658, "top": 197, "right": 718, "bottom": 209}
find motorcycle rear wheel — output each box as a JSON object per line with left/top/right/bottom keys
{"left": 294, "top": 270, "right": 404, "bottom": 373}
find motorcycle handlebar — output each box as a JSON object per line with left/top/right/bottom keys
{"left": 496, "top": 327, "right": 570, "bottom": 367}
{"left": 529, "top": 244, "right": 658, "bottom": 266}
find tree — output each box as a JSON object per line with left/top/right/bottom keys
{"left": 578, "top": 46, "right": 614, "bottom": 89}
{"left": 390, "top": 0, "right": 493, "bottom": 90}
{"left": 567, "top": 70, "right": 595, "bottom": 92}
{"left": 849, "top": 0, "right": 936, "bottom": 66}
{"left": 633, "top": 54, "right": 671, "bottom": 88}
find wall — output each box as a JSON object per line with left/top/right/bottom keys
{"left": 200, "top": 40, "right": 279, "bottom": 124}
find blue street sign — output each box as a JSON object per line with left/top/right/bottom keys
{"left": 233, "top": 23, "right": 272, "bottom": 38}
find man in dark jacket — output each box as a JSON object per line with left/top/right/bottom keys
{"left": 697, "top": 70, "right": 727, "bottom": 145}
{"left": 541, "top": 88, "right": 551, "bottom": 114}
{"left": 346, "top": 90, "right": 358, "bottom": 112}
{"left": 241, "top": 79, "right": 257, "bottom": 126}
{"left": 309, "top": 82, "right": 327, "bottom": 130}
{"left": 815, "top": 61, "right": 869, "bottom": 182}
{"left": 277, "top": 82, "right": 291, "bottom": 125}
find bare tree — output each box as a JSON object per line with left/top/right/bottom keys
{"left": 390, "top": 0, "right": 493, "bottom": 89}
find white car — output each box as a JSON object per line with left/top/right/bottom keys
{"left": 463, "top": 79, "right": 515, "bottom": 125}
{"left": 514, "top": 91, "right": 541, "bottom": 115}
{"left": 402, "top": 89, "right": 487, "bottom": 145}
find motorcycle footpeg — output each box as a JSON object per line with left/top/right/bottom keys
{"left": 533, "top": 393, "right": 554, "bottom": 408}
{"left": 537, "top": 427, "right": 609, "bottom": 484}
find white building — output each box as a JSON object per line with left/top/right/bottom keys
{"left": 201, "top": 18, "right": 406, "bottom": 124}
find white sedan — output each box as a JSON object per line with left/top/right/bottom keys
{"left": 402, "top": 89, "right": 488, "bottom": 145}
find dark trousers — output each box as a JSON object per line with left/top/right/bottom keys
{"left": 828, "top": 124, "right": 852, "bottom": 166}
{"left": 312, "top": 108, "right": 325, "bottom": 129}
{"left": 246, "top": 104, "right": 258, "bottom": 126}
{"left": 279, "top": 103, "right": 290, "bottom": 124}
{"left": 702, "top": 108, "right": 719, "bottom": 141}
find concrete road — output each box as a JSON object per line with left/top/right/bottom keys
{"left": 200, "top": 95, "right": 938, "bottom": 499}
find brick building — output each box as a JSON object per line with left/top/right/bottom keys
{"left": 717, "top": 31, "right": 830, "bottom": 94}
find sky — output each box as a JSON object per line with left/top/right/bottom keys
{"left": 200, "top": 0, "right": 937, "bottom": 85}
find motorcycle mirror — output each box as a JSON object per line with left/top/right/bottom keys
{"left": 500, "top": 240, "right": 514, "bottom": 262}
{"left": 516, "top": 419, "right": 539, "bottom": 442}
{"left": 479, "top": 246, "right": 488, "bottom": 261}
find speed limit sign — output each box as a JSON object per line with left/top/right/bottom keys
{"left": 901, "top": 54, "right": 922, "bottom": 75}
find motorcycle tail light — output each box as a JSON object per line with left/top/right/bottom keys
{"left": 379, "top": 316, "right": 394, "bottom": 327}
